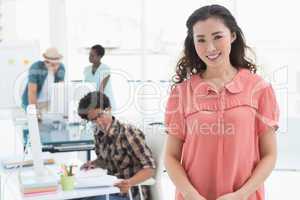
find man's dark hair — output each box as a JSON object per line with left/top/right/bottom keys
{"left": 78, "top": 91, "right": 111, "bottom": 120}
{"left": 91, "top": 44, "right": 105, "bottom": 57}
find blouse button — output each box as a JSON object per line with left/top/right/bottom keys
{"left": 219, "top": 92, "right": 226, "bottom": 135}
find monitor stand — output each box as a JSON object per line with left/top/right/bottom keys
{"left": 19, "top": 105, "right": 58, "bottom": 190}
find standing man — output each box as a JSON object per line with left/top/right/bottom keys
{"left": 22, "top": 47, "right": 65, "bottom": 113}
{"left": 21, "top": 47, "right": 65, "bottom": 147}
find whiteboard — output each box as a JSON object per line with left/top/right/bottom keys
{"left": 0, "top": 41, "right": 40, "bottom": 108}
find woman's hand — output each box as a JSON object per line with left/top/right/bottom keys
{"left": 114, "top": 179, "right": 132, "bottom": 193}
{"left": 216, "top": 191, "right": 247, "bottom": 200}
{"left": 183, "top": 190, "right": 207, "bottom": 200}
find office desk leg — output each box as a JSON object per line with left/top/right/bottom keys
{"left": 87, "top": 150, "right": 91, "bottom": 161}
{"left": 0, "top": 174, "right": 2, "bottom": 200}
{"left": 129, "top": 189, "right": 133, "bottom": 200}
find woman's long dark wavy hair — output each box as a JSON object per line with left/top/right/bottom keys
{"left": 173, "top": 4, "right": 256, "bottom": 84}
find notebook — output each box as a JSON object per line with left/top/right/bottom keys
{"left": 75, "top": 175, "right": 118, "bottom": 188}
{"left": 74, "top": 168, "right": 118, "bottom": 188}
{"left": 19, "top": 169, "right": 58, "bottom": 189}
{"left": 75, "top": 168, "right": 107, "bottom": 178}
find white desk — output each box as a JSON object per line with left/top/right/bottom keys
{"left": 0, "top": 164, "right": 120, "bottom": 200}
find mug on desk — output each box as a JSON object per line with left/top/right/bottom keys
{"left": 60, "top": 175, "right": 75, "bottom": 191}
{"left": 60, "top": 164, "right": 77, "bottom": 191}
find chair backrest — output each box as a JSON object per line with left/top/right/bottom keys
{"left": 143, "top": 122, "right": 166, "bottom": 200}
{"left": 14, "top": 70, "right": 28, "bottom": 108}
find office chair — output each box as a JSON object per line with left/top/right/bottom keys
{"left": 128, "top": 122, "right": 166, "bottom": 200}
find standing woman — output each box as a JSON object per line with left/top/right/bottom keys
{"left": 84, "top": 44, "right": 116, "bottom": 111}
{"left": 164, "top": 5, "right": 279, "bottom": 200}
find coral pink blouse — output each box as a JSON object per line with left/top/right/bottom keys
{"left": 165, "top": 69, "right": 279, "bottom": 200}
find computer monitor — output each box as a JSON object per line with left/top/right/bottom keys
{"left": 20, "top": 104, "right": 58, "bottom": 190}
{"left": 49, "top": 82, "right": 68, "bottom": 118}
{"left": 26, "top": 104, "right": 44, "bottom": 176}
{"left": 49, "top": 82, "right": 96, "bottom": 123}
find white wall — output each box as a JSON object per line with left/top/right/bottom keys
{"left": 0, "top": 1, "right": 300, "bottom": 199}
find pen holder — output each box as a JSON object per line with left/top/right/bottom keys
{"left": 60, "top": 175, "right": 75, "bottom": 191}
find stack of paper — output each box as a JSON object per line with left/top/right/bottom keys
{"left": 22, "top": 186, "right": 58, "bottom": 197}
{"left": 19, "top": 170, "right": 59, "bottom": 196}
{"left": 75, "top": 175, "right": 118, "bottom": 188}
{"left": 75, "top": 168, "right": 107, "bottom": 178}
{"left": 75, "top": 168, "right": 118, "bottom": 188}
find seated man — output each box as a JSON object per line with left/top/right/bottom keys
{"left": 77, "top": 91, "right": 156, "bottom": 200}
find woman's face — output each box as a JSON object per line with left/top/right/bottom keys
{"left": 193, "top": 17, "right": 236, "bottom": 69}
{"left": 89, "top": 49, "right": 101, "bottom": 64}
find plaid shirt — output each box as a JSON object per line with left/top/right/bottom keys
{"left": 93, "top": 117, "right": 156, "bottom": 200}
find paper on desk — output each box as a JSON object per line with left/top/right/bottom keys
{"left": 75, "top": 168, "right": 107, "bottom": 178}
{"left": 75, "top": 175, "right": 118, "bottom": 188}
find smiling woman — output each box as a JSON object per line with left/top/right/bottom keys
{"left": 173, "top": 4, "right": 256, "bottom": 85}
{"left": 164, "top": 4, "right": 279, "bottom": 200}
{"left": 193, "top": 18, "right": 236, "bottom": 67}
